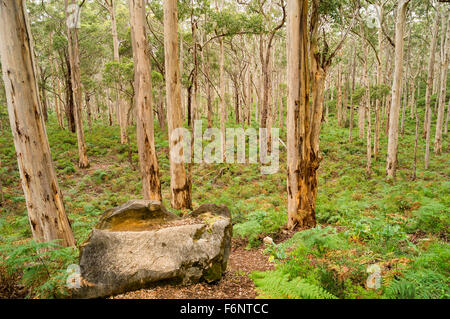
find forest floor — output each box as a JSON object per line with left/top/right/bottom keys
{"left": 0, "top": 104, "right": 449, "bottom": 299}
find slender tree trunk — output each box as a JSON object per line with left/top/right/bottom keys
{"left": 218, "top": 0, "right": 226, "bottom": 161}
{"left": 64, "top": 51, "right": 76, "bottom": 132}
{"left": 163, "top": 0, "right": 192, "bottom": 209}
{"left": 85, "top": 92, "right": 92, "bottom": 133}
{"left": 107, "top": 87, "right": 113, "bottom": 126}
{"left": 157, "top": 89, "right": 166, "bottom": 130}
{"left": 424, "top": 7, "right": 440, "bottom": 170}
{"left": 336, "top": 64, "right": 343, "bottom": 126}
{"left": 129, "top": 0, "right": 162, "bottom": 201}
{"left": 374, "top": 5, "right": 384, "bottom": 159}
{"left": 107, "top": 0, "right": 128, "bottom": 143}
{"left": 349, "top": 42, "right": 356, "bottom": 142}
{"left": 412, "top": 101, "right": 419, "bottom": 181}
{"left": 191, "top": 16, "right": 199, "bottom": 122}
{"left": 362, "top": 34, "right": 372, "bottom": 175}
{"left": 0, "top": 0, "right": 75, "bottom": 247}
{"left": 50, "top": 37, "right": 64, "bottom": 129}
{"left": 386, "top": 0, "right": 410, "bottom": 179}
{"left": 445, "top": 98, "right": 450, "bottom": 135}
{"left": 39, "top": 72, "right": 49, "bottom": 122}
{"left": 65, "top": 0, "right": 89, "bottom": 168}
{"left": 400, "top": 25, "right": 412, "bottom": 135}
{"left": 434, "top": 8, "right": 450, "bottom": 155}
{"left": 180, "top": 31, "right": 185, "bottom": 120}
{"left": 205, "top": 37, "right": 213, "bottom": 128}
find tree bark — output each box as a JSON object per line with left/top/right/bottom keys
{"left": 65, "top": 0, "right": 89, "bottom": 168}
{"left": 163, "top": 0, "right": 192, "bottom": 209}
{"left": 434, "top": 8, "right": 450, "bottom": 155}
{"left": 374, "top": 3, "right": 384, "bottom": 159}
{"left": 362, "top": 37, "right": 372, "bottom": 175}
{"left": 424, "top": 7, "right": 440, "bottom": 169}
{"left": 129, "top": 0, "right": 162, "bottom": 201}
{"left": 49, "top": 31, "right": 64, "bottom": 129}
{"left": 218, "top": 0, "right": 226, "bottom": 161}
{"left": 386, "top": 0, "right": 410, "bottom": 179}
{"left": 349, "top": 41, "right": 357, "bottom": 143}
{"left": 0, "top": 0, "right": 75, "bottom": 247}
{"left": 287, "top": 0, "right": 317, "bottom": 229}
{"left": 85, "top": 91, "right": 92, "bottom": 133}
{"left": 336, "top": 64, "right": 343, "bottom": 127}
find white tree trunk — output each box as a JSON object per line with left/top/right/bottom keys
{"left": 386, "top": 0, "right": 410, "bottom": 179}
{"left": 0, "top": 0, "right": 75, "bottom": 247}
{"left": 163, "top": 0, "right": 192, "bottom": 209}
{"left": 434, "top": 9, "right": 450, "bottom": 155}
{"left": 129, "top": 0, "right": 162, "bottom": 201}
{"left": 424, "top": 7, "right": 440, "bottom": 168}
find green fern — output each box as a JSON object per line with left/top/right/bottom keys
{"left": 251, "top": 270, "right": 337, "bottom": 299}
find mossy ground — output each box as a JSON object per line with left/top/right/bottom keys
{"left": 0, "top": 102, "right": 448, "bottom": 298}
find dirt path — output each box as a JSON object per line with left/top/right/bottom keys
{"left": 112, "top": 242, "right": 275, "bottom": 299}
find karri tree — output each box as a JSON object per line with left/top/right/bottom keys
{"left": 129, "top": 0, "right": 162, "bottom": 201}
{"left": 163, "top": 0, "right": 192, "bottom": 209}
{"left": 0, "top": 0, "right": 75, "bottom": 247}
{"left": 386, "top": 0, "right": 410, "bottom": 179}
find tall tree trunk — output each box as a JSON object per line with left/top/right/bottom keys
{"left": 157, "top": 89, "right": 166, "bottom": 130}
{"left": 400, "top": 25, "right": 412, "bottom": 136}
{"left": 129, "top": 0, "right": 162, "bottom": 201}
{"left": 336, "top": 64, "right": 343, "bottom": 126}
{"left": 444, "top": 98, "right": 450, "bottom": 135}
{"left": 180, "top": 31, "right": 185, "bottom": 120}
{"left": 85, "top": 91, "right": 92, "bottom": 133}
{"left": 0, "top": 0, "right": 75, "bottom": 247}
{"left": 374, "top": 3, "right": 384, "bottom": 159}
{"left": 64, "top": 52, "right": 76, "bottom": 133}
{"left": 106, "top": 0, "right": 128, "bottom": 143}
{"left": 65, "top": 0, "right": 89, "bottom": 168}
{"left": 412, "top": 100, "right": 419, "bottom": 181}
{"left": 287, "top": 0, "right": 317, "bottom": 229}
{"left": 386, "top": 0, "right": 410, "bottom": 179}
{"left": 39, "top": 73, "right": 49, "bottom": 122}
{"left": 349, "top": 41, "right": 357, "bottom": 142}
{"left": 424, "top": 7, "right": 440, "bottom": 169}
{"left": 434, "top": 8, "right": 450, "bottom": 155}
{"left": 191, "top": 16, "right": 199, "bottom": 122}
{"left": 50, "top": 33, "right": 64, "bottom": 129}
{"left": 107, "top": 87, "right": 113, "bottom": 126}
{"left": 163, "top": 0, "right": 192, "bottom": 209}
{"left": 218, "top": 0, "right": 226, "bottom": 161}
{"left": 247, "top": 66, "right": 253, "bottom": 126}
{"left": 363, "top": 39, "right": 372, "bottom": 175}
{"left": 205, "top": 37, "right": 213, "bottom": 128}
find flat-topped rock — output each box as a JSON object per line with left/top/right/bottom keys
{"left": 72, "top": 200, "right": 232, "bottom": 299}
{"left": 95, "top": 200, "right": 179, "bottom": 231}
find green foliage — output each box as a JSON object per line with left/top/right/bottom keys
{"left": 234, "top": 210, "right": 285, "bottom": 247}
{"left": 0, "top": 240, "right": 78, "bottom": 298}
{"left": 409, "top": 200, "right": 449, "bottom": 235}
{"left": 251, "top": 270, "right": 337, "bottom": 299}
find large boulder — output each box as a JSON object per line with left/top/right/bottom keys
{"left": 73, "top": 200, "right": 232, "bottom": 299}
